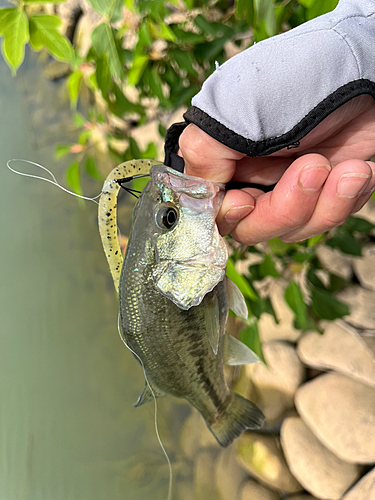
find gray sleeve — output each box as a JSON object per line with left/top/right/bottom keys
{"left": 183, "top": 0, "right": 375, "bottom": 157}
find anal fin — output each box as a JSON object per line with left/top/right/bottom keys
{"left": 133, "top": 380, "right": 166, "bottom": 407}
{"left": 224, "top": 333, "right": 260, "bottom": 366}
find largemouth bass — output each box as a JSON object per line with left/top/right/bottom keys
{"left": 98, "top": 160, "right": 265, "bottom": 447}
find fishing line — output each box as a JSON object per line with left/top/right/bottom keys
{"left": 7, "top": 159, "right": 103, "bottom": 204}
{"left": 117, "top": 314, "right": 173, "bottom": 500}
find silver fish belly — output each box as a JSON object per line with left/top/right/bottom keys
{"left": 118, "top": 164, "right": 264, "bottom": 447}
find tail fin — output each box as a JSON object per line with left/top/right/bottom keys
{"left": 208, "top": 392, "right": 265, "bottom": 447}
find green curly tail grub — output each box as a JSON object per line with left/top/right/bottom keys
{"left": 98, "top": 159, "right": 161, "bottom": 292}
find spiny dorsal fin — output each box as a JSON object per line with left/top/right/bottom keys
{"left": 133, "top": 380, "right": 166, "bottom": 407}
{"left": 226, "top": 277, "right": 248, "bottom": 319}
{"left": 224, "top": 333, "right": 260, "bottom": 366}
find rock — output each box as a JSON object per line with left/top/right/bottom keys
{"left": 240, "top": 480, "right": 282, "bottom": 500}
{"left": 337, "top": 286, "right": 375, "bottom": 329}
{"left": 258, "top": 282, "right": 302, "bottom": 343}
{"left": 284, "top": 496, "right": 321, "bottom": 500}
{"left": 193, "top": 450, "right": 219, "bottom": 500}
{"left": 342, "top": 467, "right": 375, "bottom": 500}
{"left": 356, "top": 197, "right": 375, "bottom": 226}
{"left": 297, "top": 321, "right": 375, "bottom": 387}
{"left": 316, "top": 245, "right": 353, "bottom": 280}
{"left": 353, "top": 244, "right": 375, "bottom": 291}
{"left": 295, "top": 373, "right": 375, "bottom": 464}
{"left": 362, "top": 331, "right": 375, "bottom": 353}
{"left": 237, "top": 432, "right": 302, "bottom": 493}
{"left": 249, "top": 341, "right": 306, "bottom": 421}
{"left": 215, "top": 447, "right": 248, "bottom": 500}
{"left": 281, "top": 416, "right": 361, "bottom": 500}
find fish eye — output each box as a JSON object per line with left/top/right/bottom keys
{"left": 156, "top": 205, "right": 179, "bottom": 230}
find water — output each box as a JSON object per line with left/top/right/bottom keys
{"left": 0, "top": 55, "right": 177, "bottom": 500}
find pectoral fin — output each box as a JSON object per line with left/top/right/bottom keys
{"left": 224, "top": 333, "right": 260, "bottom": 366}
{"left": 226, "top": 277, "right": 248, "bottom": 319}
{"left": 133, "top": 380, "right": 166, "bottom": 407}
{"left": 203, "top": 293, "right": 225, "bottom": 355}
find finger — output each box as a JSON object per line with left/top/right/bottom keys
{"left": 351, "top": 162, "right": 375, "bottom": 213}
{"left": 231, "top": 156, "right": 293, "bottom": 185}
{"left": 281, "top": 160, "right": 374, "bottom": 242}
{"left": 179, "top": 124, "right": 244, "bottom": 183}
{"left": 229, "top": 154, "right": 332, "bottom": 245}
{"left": 217, "top": 188, "right": 263, "bottom": 236}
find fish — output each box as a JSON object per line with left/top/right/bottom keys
{"left": 98, "top": 160, "right": 265, "bottom": 447}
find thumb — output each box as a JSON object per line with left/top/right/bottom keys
{"left": 178, "top": 124, "right": 244, "bottom": 183}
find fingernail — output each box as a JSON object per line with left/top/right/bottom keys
{"left": 299, "top": 165, "right": 331, "bottom": 193}
{"left": 224, "top": 205, "right": 254, "bottom": 223}
{"left": 337, "top": 173, "right": 370, "bottom": 198}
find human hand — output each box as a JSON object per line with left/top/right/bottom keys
{"left": 179, "top": 95, "right": 375, "bottom": 245}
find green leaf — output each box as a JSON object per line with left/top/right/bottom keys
{"left": 259, "top": 253, "right": 280, "bottom": 278}
{"left": 326, "top": 233, "right": 362, "bottom": 256}
{"left": 307, "top": 0, "right": 338, "bottom": 20}
{"left": 159, "top": 22, "right": 177, "bottom": 42}
{"left": 55, "top": 144, "right": 72, "bottom": 160}
{"left": 85, "top": 157, "right": 102, "bottom": 181}
{"left": 342, "top": 215, "right": 375, "bottom": 234}
{"left": 0, "top": 8, "right": 29, "bottom": 73}
{"left": 311, "top": 286, "right": 349, "bottom": 320}
{"left": 297, "top": 0, "right": 314, "bottom": 7}
{"left": 240, "top": 322, "right": 265, "bottom": 364}
{"left": 66, "top": 161, "right": 83, "bottom": 200}
{"left": 87, "top": 0, "right": 123, "bottom": 21}
{"left": 254, "top": 0, "right": 276, "bottom": 36}
{"left": 284, "top": 280, "right": 307, "bottom": 329}
{"left": 226, "top": 258, "right": 258, "bottom": 302}
{"left": 236, "top": 0, "right": 255, "bottom": 25}
{"left": 268, "top": 237, "right": 297, "bottom": 255}
{"left": 73, "top": 112, "right": 86, "bottom": 127}
{"left": 92, "top": 23, "right": 123, "bottom": 79}
{"left": 95, "top": 55, "right": 112, "bottom": 96}
{"left": 29, "top": 15, "right": 73, "bottom": 62}
{"left": 67, "top": 70, "right": 82, "bottom": 108}
{"left": 173, "top": 48, "right": 196, "bottom": 75}
{"left": 307, "top": 233, "right": 325, "bottom": 247}
{"left": 127, "top": 53, "right": 149, "bottom": 86}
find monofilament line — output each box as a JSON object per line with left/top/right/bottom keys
{"left": 117, "top": 314, "right": 173, "bottom": 500}
{"left": 6, "top": 159, "right": 102, "bottom": 204}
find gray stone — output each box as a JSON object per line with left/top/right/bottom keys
{"left": 342, "top": 467, "right": 375, "bottom": 500}
{"left": 353, "top": 244, "right": 375, "bottom": 291}
{"left": 316, "top": 245, "right": 353, "bottom": 280}
{"left": 240, "top": 480, "right": 282, "bottom": 500}
{"left": 281, "top": 416, "right": 361, "bottom": 500}
{"left": 237, "top": 432, "right": 302, "bottom": 493}
{"left": 337, "top": 286, "right": 375, "bottom": 329}
{"left": 215, "top": 447, "right": 248, "bottom": 500}
{"left": 249, "top": 341, "right": 306, "bottom": 422}
{"left": 295, "top": 373, "right": 375, "bottom": 464}
{"left": 297, "top": 321, "right": 375, "bottom": 387}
